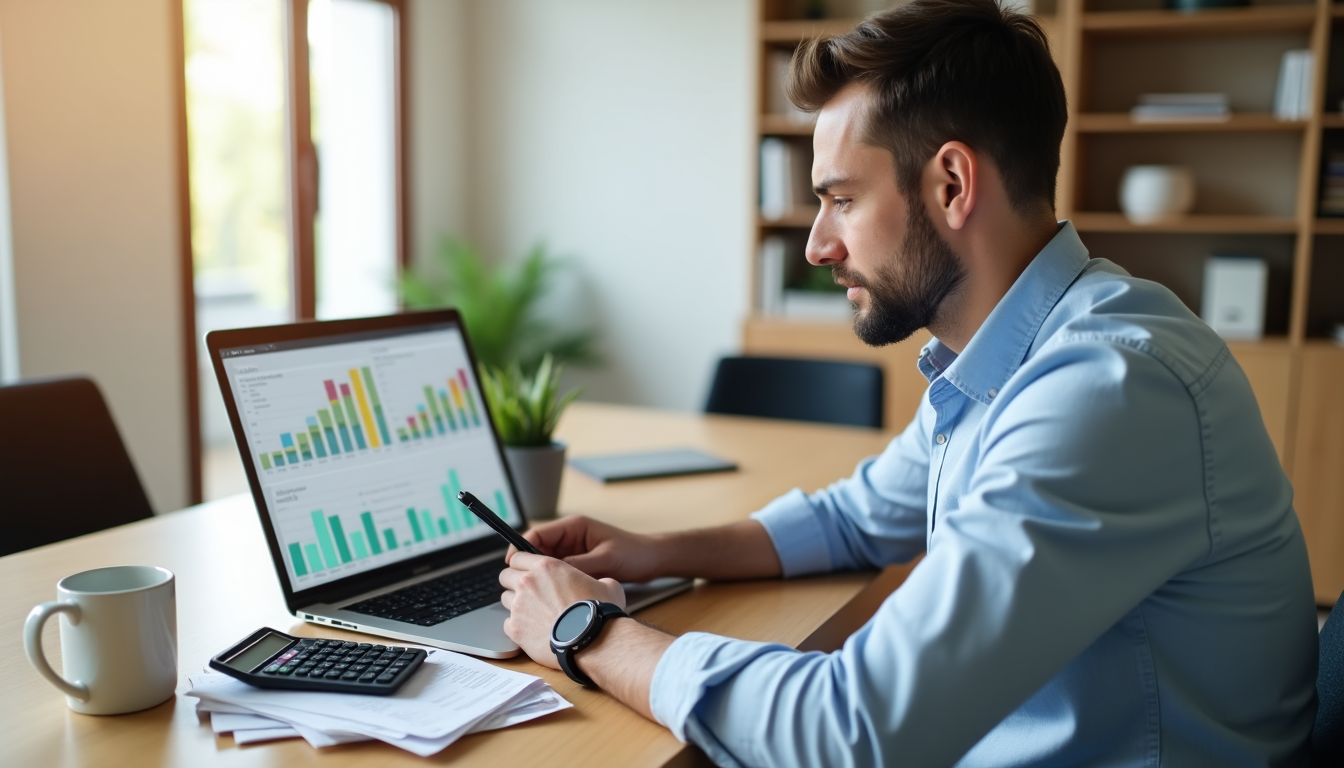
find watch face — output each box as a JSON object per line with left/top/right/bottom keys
{"left": 553, "top": 601, "right": 595, "bottom": 645}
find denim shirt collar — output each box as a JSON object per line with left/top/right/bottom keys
{"left": 916, "top": 221, "right": 1090, "bottom": 405}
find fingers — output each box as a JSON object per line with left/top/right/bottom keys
{"left": 562, "top": 550, "right": 617, "bottom": 578}
{"left": 526, "top": 516, "right": 595, "bottom": 556}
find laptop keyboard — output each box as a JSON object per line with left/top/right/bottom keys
{"left": 345, "top": 560, "right": 506, "bottom": 627}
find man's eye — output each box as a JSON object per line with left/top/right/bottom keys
{"left": 833, "top": 198, "right": 852, "bottom": 211}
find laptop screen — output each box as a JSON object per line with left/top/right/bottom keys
{"left": 216, "top": 320, "right": 521, "bottom": 593}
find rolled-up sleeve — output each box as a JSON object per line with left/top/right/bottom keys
{"left": 649, "top": 344, "right": 1212, "bottom": 767}
{"left": 750, "top": 394, "right": 934, "bottom": 577}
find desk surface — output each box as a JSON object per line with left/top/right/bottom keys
{"left": 2, "top": 403, "right": 906, "bottom": 767}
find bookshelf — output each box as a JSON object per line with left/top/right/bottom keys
{"left": 746, "top": 0, "right": 1344, "bottom": 603}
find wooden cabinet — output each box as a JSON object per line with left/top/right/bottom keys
{"left": 745, "top": 0, "right": 1344, "bottom": 601}
{"left": 1292, "top": 343, "right": 1344, "bottom": 603}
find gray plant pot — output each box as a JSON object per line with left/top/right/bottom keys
{"left": 504, "top": 442, "right": 566, "bottom": 522}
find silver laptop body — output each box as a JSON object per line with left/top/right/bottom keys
{"left": 208, "top": 310, "right": 687, "bottom": 659}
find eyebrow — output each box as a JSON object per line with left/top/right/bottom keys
{"left": 813, "top": 175, "right": 852, "bottom": 196}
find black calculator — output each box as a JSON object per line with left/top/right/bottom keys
{"left": 209, "top": 627, "right": 428, "bottom": 695}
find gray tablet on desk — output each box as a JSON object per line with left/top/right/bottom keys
{"left": 569, "top": 448, "right": 737, "bottom": 483}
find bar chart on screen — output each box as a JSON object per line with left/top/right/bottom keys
{"left": 273, "top": 460, "right": 518, "bottom": 585}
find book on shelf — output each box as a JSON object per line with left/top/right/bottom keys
{"left": 1130, "top": 93, "right": 1229, "bottom": 123}
{"left": 759, "top": 138, "right": 815, "bottom": 221}
{"left": 1273, "top": 50, "right": 1313, "bottom": 121}
{"left": 758, "top": 235, "right": 786, "bottom": 316}
{"left": 766, "top": 50, "right": 815, "bottom": 127}
{"left": 1319, "top": 151, "right": 1344, "bottom": 217}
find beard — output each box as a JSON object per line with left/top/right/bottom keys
{"left": 834, "top": 202, "right": 966, "bottom": 347}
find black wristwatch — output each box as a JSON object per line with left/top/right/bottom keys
{"left": 549, "top": 600, "right": 629, "bottom": 687}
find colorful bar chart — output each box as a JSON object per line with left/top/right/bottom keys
{"left": 257, "top": 367, "right": 489, "bottom": 471}
{"left": 284, "top": 471, "right": 506, "bottom": 580}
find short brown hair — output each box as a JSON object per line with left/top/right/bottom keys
{"left": 788, "top": 0, "right": 1066, "bottom": 214}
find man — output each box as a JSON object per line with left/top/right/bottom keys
{"left": 498, "top": 0, "right": 1319, "bottom": 764}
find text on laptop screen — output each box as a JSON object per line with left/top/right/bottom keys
{"left": 219, "top": 324, "right": 520, "bottom": 591}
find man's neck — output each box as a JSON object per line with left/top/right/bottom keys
{"left": 928, "top": 211, "right": 1059, "bottom": 354}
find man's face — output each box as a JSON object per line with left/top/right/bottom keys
{"left": 806, "top": 83, "right": 965, "bottom": 346}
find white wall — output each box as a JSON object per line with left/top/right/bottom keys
{"left": 411, "top": 0, "right": 756, "bottom": 411}
{"left": 0, "top": 0, "right": 190, "bottom": 512}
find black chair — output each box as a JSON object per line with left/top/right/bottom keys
{"left": 704, "top": 356, "right": 884, "bottom": 429}
{"left": 1318, "top": 597, "right": 1344, "bottom": 765}
{"left": 0, "top": 376, "right": 154, "bottom": 556}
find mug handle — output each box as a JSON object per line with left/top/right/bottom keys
{"left": 24, "top": 601, "right": 90, "bottom": 701}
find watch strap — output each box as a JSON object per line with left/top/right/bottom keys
{"left": 554, "top": 601, "right": 629, "bottom": 688}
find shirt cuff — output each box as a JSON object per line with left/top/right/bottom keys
{"left": 751, "top": 489, "right": 834, "bottom": 577}
{"left": 648, "top": 631, "right": 792, "bottom": 745}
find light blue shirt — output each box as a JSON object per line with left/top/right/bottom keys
{"left": 648, "top": 222, "right": 1318, "bottom": 767}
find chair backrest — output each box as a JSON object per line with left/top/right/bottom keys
{"left": 1318, "top": 597, "right": 1344, "bottom": 765}
{"left": 704, "top": 356, "right": 884, "bottom": 429}
{"left": 0, "top": 376, "right": 154, "bottom": 556}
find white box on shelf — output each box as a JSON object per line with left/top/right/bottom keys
{"left": 757, "top": 236, "right": 786, "bottom": 316}
{"left": 1201, "top": 256, "right": 1267, "bottom": 341}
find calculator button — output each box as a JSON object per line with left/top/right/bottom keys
{"left": 277, "top": 666, "right": 296, "bottom": 675}
{"left": 323, "top": 670, "right": 342, "bottom": 679}
{"left": 357, "top": 643, "right": 372, "bottom": 649}
{"left": 350, "top": 664, "right": 369, "bottom": 672}
{"left": 359, "top": 673, "right": 377, "bottom": 682}
{"left": 372, "top": 645, "right": 387, "bottom": 652}
{"left": 376, "top": 674, "right": 395, "bottom": 683}
{"left": 295, "top": 667, "right": 313, "bottom": 676}
{"left": 389, "top": 647, "right": 405, "bottom": 653}
{"left": 263, "top": 664, "right": 281, "bottom": 674}
{"left": 341, "top": 642, "right": 358, "bottom": 649}
{"left": 341, "top": 671, "right": 359, "bottom": 680}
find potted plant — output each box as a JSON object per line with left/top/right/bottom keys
{"left": 479, "top": 354, "right": 580, "bottom": 521}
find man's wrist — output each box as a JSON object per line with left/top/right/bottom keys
{"left": 571, "top": 615, "right": 675, "bottom": 720}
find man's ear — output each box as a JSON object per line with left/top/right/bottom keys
{"left": 929, "top": 141, "right": 976, "bottom": 230}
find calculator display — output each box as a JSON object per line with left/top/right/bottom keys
{"left": 224, "top": 632, "right": 293, "bottom": 672}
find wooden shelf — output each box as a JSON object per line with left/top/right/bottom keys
{"left": 761, "top": 19, "right": 860, "bottom": 43}
{"left": 1081, "top": 5, "right": 1316, "bottom": 36}
{"left": 1322, "top": 114, "right": 1344, "bottom": 129}
{"left": 760, "top": 207, "right": 820, "bottom": 228}
{"left": 1071, "top": 212, "right": 1298, "bottom": 233}
{"left": 1075, "top": 112, "right": 1305, "bottom": 133}
{"left": 1315, "top": 218, "right": 1344, "bottom": 234}
{"left": 760, "top": 114, "right": 815, "bottom": 136}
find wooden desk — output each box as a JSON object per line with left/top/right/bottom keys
{"left": 2, "top": 403, "right": 908, "bottom": 767}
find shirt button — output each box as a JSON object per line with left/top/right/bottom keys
{"left": 935, "top": 434, "right": 947, "bottom": 445}
{"left": 988, "top": 388, "right": 997, "bottom": 399}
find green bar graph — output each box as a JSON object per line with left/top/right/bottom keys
{"left": 296, "top": 432, "right": 314, "bottom": 461}
{"left": 329, "top": 515, "right": 353, "bottom": 563}
{"left": 439, "top": 390, "right": 458, "bottom": 430}
{"left": 440, "top": 483, "right": 457, "bottom": 531}
{"left": 351, "top": 531, "right": 369, "bottom": 560}
{"left": 406, "top": 508, "right": 423, "bottom": 542}
{"left": 494, "top": 490, "right": 511, "bottom": 523}
{"left": 311, "top": 510, "right": 339, "bottom": 569}
{"left": 362, "top": 367, "right": 393, "bottom": 445}
{"left": 383, "top": 528, "right": 398, "bottom": 551}
{"left": 421, "top": 509, "right": 436, "bottom": 540}
{"left": 437, "top": 517, "right": 449, "bottom": 535}
{"left": 396, "top": 427, "right": 408, "bottom": 442}
{"left": 288, "top": 542, "right": 307, "bottom": 577}
{"left": 361, "top": 512, "right": 382, "bottom": 555}
{"left": 449, "top": 470, "right": 468, "bottom": 528}
{"left": 306, "top": 419, "right": 327, "bottom": 458}
{"left": 260, "top": 453, "right": 272, "bottom": 470}
{"left": 317, "top": 409, "right": 341, "bottom": 455}
{"left": 305, "top": 543, "right": 323, "bottom": 574}
{"left": 425, "top": 386, "right": 447, "bottom": 434}
{"left": 272, "top": 451, "right": 285, "bottom": 467}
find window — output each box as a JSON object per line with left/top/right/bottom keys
{"left": 184, "top": 0, "right": 405, "bottom": 500}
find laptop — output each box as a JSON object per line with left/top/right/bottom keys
{"left": 207, "top": 310, "right": 690, "bottom": 658}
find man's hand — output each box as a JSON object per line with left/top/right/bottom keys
{"left": 518, "top": 516, "right": 665, "bottom": 583}
{"left": 498, "top": 552, "right": 626, "bottom": 669}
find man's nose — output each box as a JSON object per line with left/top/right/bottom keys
{"left": 805, "top": 211, "right": 846, "bottom": 266}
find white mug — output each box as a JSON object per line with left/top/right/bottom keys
{"left": 24, "top": 565, "right": 178, "bottom": 715}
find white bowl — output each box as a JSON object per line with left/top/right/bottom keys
{"left": 1120, "top": 165, "right": 1195, "bottom": 224}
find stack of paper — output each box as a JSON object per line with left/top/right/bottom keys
{"left": 1130, "top": 93, "right": 1229, "bottom": 123}
{"left": 186, "top": 649, "right": 571, "bottom": 757}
